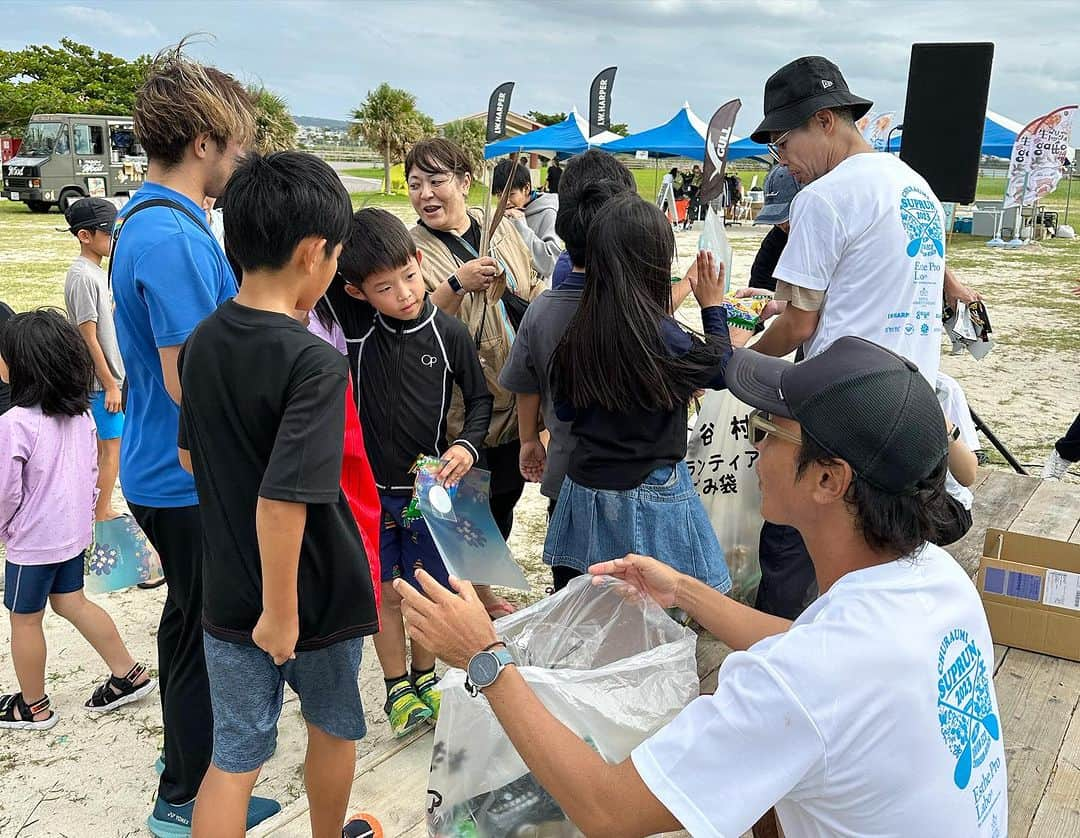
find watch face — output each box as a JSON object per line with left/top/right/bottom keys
{"left": 468, "top": 651, "right": 500, "bottom": 687}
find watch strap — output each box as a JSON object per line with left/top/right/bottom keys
{"left": 448, "top": 274, "right": 466, "bottom": 295}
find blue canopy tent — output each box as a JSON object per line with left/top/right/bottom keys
{"left": 601, "top": 103, "right": 708, "bottom": 159}
{"left": 884, "top": 111, "right": 1025, "bottom": 158}
{"left": 727, "top": 135, "right": 771, "bottom": 162}
{"left": 484, "top": 110, "right": 621, "bottom": 159}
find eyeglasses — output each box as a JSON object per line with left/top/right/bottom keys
{"left": 767, "top": 129, "right": 792, "bottom": 163}
{"left": 748, "top": 409, "right": 802, "bottom": 446}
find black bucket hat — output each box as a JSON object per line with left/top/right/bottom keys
{"left": 751, "top": 56, "right": 873, "bottom": 144}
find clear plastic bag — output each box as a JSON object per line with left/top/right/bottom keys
{"left": 685, "top": 389, "right": 764, "bottom": 602}
{"left": 426, "top": 576, "right": 698, "bottom": 837}
{"left": 697, "top": 206, "right": 733, "bottom": 293}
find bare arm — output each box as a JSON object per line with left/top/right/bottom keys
{"left": 749, "top": 305, "right": 820, "bottom": 357}
{"left": 252, "top": 498, "right": 305, "bottom": 664}
{"left": 676, "top": 575, "right": 792, "bottom": 651}
{"left": 947, "top": 426, "right": 979, "bottom": 487}
{"left": 77, "top": 321, "right": 121, "bottom": 409}
{"left": 158, "top": 345, "right": 182, "bottom": 405}
{"left": 517, "top": 392, "right": 541, "bottom": 443}
{"left": 177, "top": 447, "right": 193, "bottom": 474}
{"left": 429, "top": 278, "right": 465, "bottom": 316}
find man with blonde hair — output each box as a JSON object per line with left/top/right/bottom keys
{"left": 110, "top": 42, "right": 280, "bottom": 835}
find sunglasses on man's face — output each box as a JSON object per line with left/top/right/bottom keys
{"left": 767, "top": 129, "right": 792, "bottom": 163}
{"left": 748, "top": 409, "right": 802, "bottom": 446}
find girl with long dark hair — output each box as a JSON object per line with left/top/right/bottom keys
{"left": 546, "top": 194, "right": 735, "bottom": 591}
{"left": 0, "top": 309, "right": 155, "bottom": 729}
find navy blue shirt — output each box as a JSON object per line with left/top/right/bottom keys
{"left": 111, "top": 183, "right": 237, "bottom": 507}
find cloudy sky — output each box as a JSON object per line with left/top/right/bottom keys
{"left": 5, "top": 0, "right": 1080, "bottom": 137}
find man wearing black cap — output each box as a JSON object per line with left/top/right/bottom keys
{"left": 390, "top": 336, "right": 1008, "bottom": 838}
{"left": 748, "top": 56, "right": 946, "bottom": 386}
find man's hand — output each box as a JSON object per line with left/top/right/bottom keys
{"left": 252, "top": 610, "right": 299, "bottom": 665}
{"left": 588, "top": 554, "right": 683, "bottom": 609}
{"left": 734, "top": 287, "right": 786, "bottom": 320}
{"left": 688, "top": 250, "right": 726, "bottom": 309}
{"left": 395, "top": 571, "right": 499, "bottom": 669}
{"left": 519, "top": 439, "right": 547, "bottom": 482}
{"left": 437, "top": 444, "right": 475, "bottom": 488}
{"left": 104, "top": 383, "right": 122, "bottom": 413}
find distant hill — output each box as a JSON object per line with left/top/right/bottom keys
{"left": 294, "top": 116, "right": 351, "bottom": 130}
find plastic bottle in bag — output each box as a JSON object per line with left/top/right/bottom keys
{"left": 697, "top": 207, "right": 733, "bottom": 293}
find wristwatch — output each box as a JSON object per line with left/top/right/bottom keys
{"left": 448, "top": 274, "right": 467, "bottom": 296}
{"left": 465, "top": 644, "right": 514, "bottom": 696}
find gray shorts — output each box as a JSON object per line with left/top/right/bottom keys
{"left": 203, "top": 631, "right": 366, "bottom": 773}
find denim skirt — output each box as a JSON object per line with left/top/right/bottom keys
{"left": 543, "top": 461, "right": 732, "bottom": 591}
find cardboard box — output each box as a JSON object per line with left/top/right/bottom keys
{"left": 977, "top": 528, "right": 1080, "bottom": 662}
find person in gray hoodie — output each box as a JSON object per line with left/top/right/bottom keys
{"left": 493, "top": 158, "right": 562, "bottom": 281}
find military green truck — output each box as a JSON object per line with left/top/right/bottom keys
{"left": 1, "top": 113, "right": 147, "bottom": 212}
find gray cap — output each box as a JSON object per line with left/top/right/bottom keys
{"left": 726, "top": 337, "right": 948, "bottom": 494}
{"left": 753, "top": 165, "right": 799, "bottom": 226}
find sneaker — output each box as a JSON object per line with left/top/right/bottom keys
{"left": 383, "top": 679, "right": 431, "bottom": 737}
{"left": 412, "top": 670, "right": 441, "bottom": 723}
{"left": 85, "top": 663, "right": 157, "bottom": 714}
{"left": 1042, "top": 450, "right": 1076, "bottom": 480}
{"left": 147, "top": 794, "right": 281, "bottom": 836}
{"left": 0, "top": 692, "right": 58, "bottom": 730}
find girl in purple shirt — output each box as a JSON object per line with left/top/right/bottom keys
{"left": 0, "top": 310, "right": 155, "bottom": 730}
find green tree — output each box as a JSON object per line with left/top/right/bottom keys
{"left": 527, "top": 110, "right": 566, "bottom": 127}
{"left": 247, "top": 84, "right": 298, "bottom": 153}
{"left": 441, "top": 118, "right": 485, "bottom": 170}
{"left": 350, "top": 83, "right": 434, "bottom": 194}
{"left": 609, "top": 121, "right": 629, "bottom": 136}
{"left": 0, "top": 39, "right": 150, "bottom": 135}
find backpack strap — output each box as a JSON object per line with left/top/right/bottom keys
{"left": 108, "top": 197, "right": 214, "bottom": 289}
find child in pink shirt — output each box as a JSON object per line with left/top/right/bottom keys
{"left": 0, "top": 309, "right": 155, "bottom": 730}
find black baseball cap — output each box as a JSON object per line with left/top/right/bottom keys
{"left": 726, "top": 337, "right": 948, "bottom": 494}
{"left": 61, "top": 197, "right": 117, "bottom": 234}
{"left": 750, "top": 56, "right": 873, "bottom": 144}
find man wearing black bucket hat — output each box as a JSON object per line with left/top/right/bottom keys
{"left": 746, "top": 56, "right": 948, "bottom": 621}
{"left": 392, "top": 336, "right": 1007, "bottom": 837}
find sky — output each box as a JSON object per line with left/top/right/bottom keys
{"left": 4, "top": 0, "right": 1080, "bottom": 139}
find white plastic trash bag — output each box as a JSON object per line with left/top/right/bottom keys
{"left": 426, "top": 576, "right": 698, "bottom": 837}
{"left": 686, "top": 389, "right": 764, "bottom": 602}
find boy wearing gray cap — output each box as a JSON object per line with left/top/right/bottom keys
{"left": 61, "top": 197, "right": 126, "bottom": 522}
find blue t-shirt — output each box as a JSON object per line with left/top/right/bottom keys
{"left": 111, "top": 183, "right": 237, "bottom": 507}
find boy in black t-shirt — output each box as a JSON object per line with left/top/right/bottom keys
{"left": 177, "top": 152, "right": 377, "bottom": 836}
{"left": 326, "top": 208, "right": 492, "bottom": 737}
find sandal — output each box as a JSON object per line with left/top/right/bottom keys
{"left": 85, "top": 663, "right": 157, "bottom": 714}
{"left": 0, "top": 692, "right": 58, "bottom": 730}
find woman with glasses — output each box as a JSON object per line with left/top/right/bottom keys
{"left": 406, "top": 138, "right": 543, "bottom": 617}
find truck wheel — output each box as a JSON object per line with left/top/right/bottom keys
{"left": 27, "top": 201, "right": 53, "bottom": 213}
{"left": 58, "top": 188, "right": 84, "bottom": 210}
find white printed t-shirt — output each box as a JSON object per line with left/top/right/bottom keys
{"left": 774, "top": 152, "right": 946, "bottom": 382}
{"left": 633, "top": 542, "right": 1007, "bottom": 838}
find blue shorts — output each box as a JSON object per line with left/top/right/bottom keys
{"left": 4, "top": 554, "right": 85, "bottom": 614}
{"left": 203, "top": 631, "right": 366, "bottom": 774}
{"left": 90, "top": 391, "right": 125, "bottom": 440}
{"left": 379, "top": 494, "right": 450, "bottom": 589}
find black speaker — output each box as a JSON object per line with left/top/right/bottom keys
{"left": 899, "top": 43, "right": 994, "bottom": 204}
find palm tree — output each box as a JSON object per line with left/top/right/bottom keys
{"left": 441, "top": 118, "right": 486, "bottom": 170}
{"left": 247, "top": 84, "right": 298, "bottom": 153}
{"left": 350, "top": 83, "right": 434, "bottom": 194}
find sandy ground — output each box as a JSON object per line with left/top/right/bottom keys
{"left": 1, "top": 220, "right": 1078, "bottom": 836}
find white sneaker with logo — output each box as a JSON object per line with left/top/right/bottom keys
{"left": 1042, "top": 449, "right": 1076, "bottom": 480}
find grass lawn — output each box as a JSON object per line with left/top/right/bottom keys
{"left": 341, "top": 167, "right": 385, "bottom": 179}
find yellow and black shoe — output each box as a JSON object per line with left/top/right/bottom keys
{"left": 412, "top": 669, "right": 441, "bottom": 723}
{"left": 383, "top": 678, "right": 431, "bottom": 737}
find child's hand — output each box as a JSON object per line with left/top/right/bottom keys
{"left": 252, "top": 610, "right": 298, "bottom": 665}
{"left": 105, "top": 383, "right": 123, "bottom": 413}
{"left": 689, "top": 250, "right": 726, "bottom": 308}
{"left": 519, "top": 439, "right": 547, "bottom": 482}
{"left": 437, "top": 444, "right": 475, "bottom": 488}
